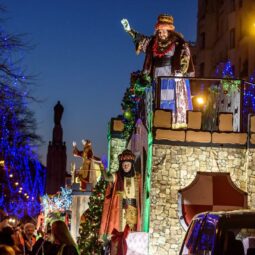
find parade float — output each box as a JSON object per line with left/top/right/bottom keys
{"left": 41, "top": 14, "right": 255, "bottom": 255}
{"left": 98, "top": 14, "right": 255, "bottom": 255}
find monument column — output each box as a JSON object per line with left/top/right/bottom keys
{"left": 46, "top": 101, "right": 67, "bottom": 194}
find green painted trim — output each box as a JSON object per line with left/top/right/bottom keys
{"left": 143, "top": 131, "right": 153, "bottom": 232}
{"left": 143, "top": 87, "right": 153, "bottom": 232}
{"left": 107, "top": 122, "right": 111, "bottom": 171}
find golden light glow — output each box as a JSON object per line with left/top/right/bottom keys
{"left": 251, "top": 23, "right": 255, "bottom": 36}
{"left": 0, "top": 160, "right": 4, "bottom": 166}
{"left": 196, "top": 96, "right": 205, "bottom": 105}
{"left": 15, "top": 182, "right": 19, "bottom": 186}
{"left": 8, "top": 218, "right": 16, "bottom": 224}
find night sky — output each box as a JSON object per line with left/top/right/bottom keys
{"left": 3, "top": 0, "right": 197, "bottom": 168}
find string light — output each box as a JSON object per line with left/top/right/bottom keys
{"left": 215, "top": 60, "right": 234, "bottom": 78}
{"left": 41, "top": 187, "right": 72, "bottom": 218}
{"left": 0, "top": 32, "right": 46, "bottom": 218}
{"left": 121, "top": 71, "right": 151, "bottom": 138}
{"left": 243, "top": 80, "right": 255, "bottom": 130}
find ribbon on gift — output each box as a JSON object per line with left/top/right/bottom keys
{"left": 111, "top": 226, "right": 130, "bottom": 255}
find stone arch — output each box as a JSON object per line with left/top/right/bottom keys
{"left": 178, "top": 171, "right": 248, "bottom": 230}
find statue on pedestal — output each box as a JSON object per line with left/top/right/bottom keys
{"left": 72, "top": 139, "right": 101, "bottom": 191}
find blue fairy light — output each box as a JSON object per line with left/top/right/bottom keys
{"left": 0, "top": 49, "right": 46, "bottom": 219}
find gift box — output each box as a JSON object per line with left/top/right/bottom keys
{"left": 126, "top": 232, "right": 149, "bottom": 255}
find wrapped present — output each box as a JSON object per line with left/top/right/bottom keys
{"left": 126, "top": 232, "right": 149, "bottom": 255}
{"left": 111, "top": 228, "right": 129, "bottom": 255}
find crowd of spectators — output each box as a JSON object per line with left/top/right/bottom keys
{"left": 0, "top": 210, "right": 79, "bottom": 255}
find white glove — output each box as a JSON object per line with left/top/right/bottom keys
{"left": 174, "top": 72, "right": 183, "bottom": 82}
{"left": 82, "top": 139, "right": 86, "bottom": 145}
{"left": 72, "top": 141, "right": 76, "bottom": 147}
{"left": 121, "top": 18, "right": 131, "bottom": 32}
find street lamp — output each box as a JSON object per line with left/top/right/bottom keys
{"left": 251, "top": 23, "right": 255, "bottom": 36}
{"left": 192, "top": 95, "right": 206, "bottom": 111}
{"left": 196, "top": 96, "right": 205, "bottom": 106}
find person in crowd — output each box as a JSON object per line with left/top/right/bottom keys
{"left": 0, "top": 244, "right": 16, "bottom": 255}
{"left": 17, "top": 223, "right": 36, "bottom": 255}
{"left": 0, "top": 211, "right": 11, "bottom": 231}
{"left": 0, "top": 226, "right": 15, "bottom": 246}
{"left": 32, "top": 220, "right": 79, "bottom": 255}
{"left": 48, "top": 220, "right": 79, "bottom": 255}
{"left": 11, "top": 227, "right": 23, "bottom": 255}
{"left": 51, "top": 220, "right": 79, "bottom": 255}
{"left": 0, "top": 226, "right": 22, "bottom": 254}
{"left": 32, "top": 227, "right": 53, "bottom": 255}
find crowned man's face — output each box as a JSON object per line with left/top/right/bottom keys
{"left": 122, "top": 161, "right": 132, "bottom": 173}
{"left": 158, "top": 29, "right": 169, "bottom": 41}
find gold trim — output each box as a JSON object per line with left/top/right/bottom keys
{"left": 158, "top": 17, "right": 173, "bottom": 24}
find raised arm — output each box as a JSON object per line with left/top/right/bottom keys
{"left": 121, "top": 19, "right": 131, "bottom": 32}
{"left": 121, "top": 18, "right": 151, "bottom": 55}
{"left": 100, "top": 163, "right": 114, "bottom": 182}
{"left": 72, "top": 141, "right": 82, "bottom": 157}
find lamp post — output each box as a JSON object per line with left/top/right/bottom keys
{"left": 192, "top": 95, "right": 206, "bottom": 111}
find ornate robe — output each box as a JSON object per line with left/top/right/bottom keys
{"left": 99, "top": 171, "right": 142, "bottom": 237}
{"left": 128, "top": 29, "right": 194, "bottom": 127}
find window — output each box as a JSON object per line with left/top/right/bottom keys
{"left": 230, "top": 0, "right": 236, "bottom": 12}
{"left": 241, "top": 59, "right": 248, "bottom": 77}
{"left": 200, "top": 32, "right": 205, "bottom": 49}
{"left": 199, "top": 0, "right": 207, "bottom": 19}
{"left": 231, "top": 65, "right": 235, "bottom": 76}
{"left": 239, "top": 58, "right": 241, "bottom": 72}
{"left": 193, "top": 56, "right": 197, "bottom": 66}
{"left": 200, "top": 63, "right": 205, "bottom": 77}
{"left": 219, "top": 0, "right": 224, "bottom": 6}
{"left": 230, "top": 28, "right": 235, "bottom": 48}
{"left": 239, "top": 17, "right": 244, "bottom": 40}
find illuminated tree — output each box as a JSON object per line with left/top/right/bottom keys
{"left": 0, "top": 7, "right": 45, "bottom": 218}
{"left": 77, "top": 178, "right": 106, "bottom": 255}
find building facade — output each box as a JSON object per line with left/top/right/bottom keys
{"left": 196, "top": 0, "right": 255, "bottom": 79}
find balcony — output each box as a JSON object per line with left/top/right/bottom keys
{"left": 152, "top": 76, "right": 255, "bottom": 147}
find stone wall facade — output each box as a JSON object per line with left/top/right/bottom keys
{"left": 149, "top": 145, "right": 255, "bottom": 255}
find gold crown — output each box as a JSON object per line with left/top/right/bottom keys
{"left": 118, "top": 149, "right": 135, "bottom": 162}
{"left": 157, "top": 14, "right": 174, "bottom": 25}
{"left": 155, "top": 14, "right": 175, "bottom": 31}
